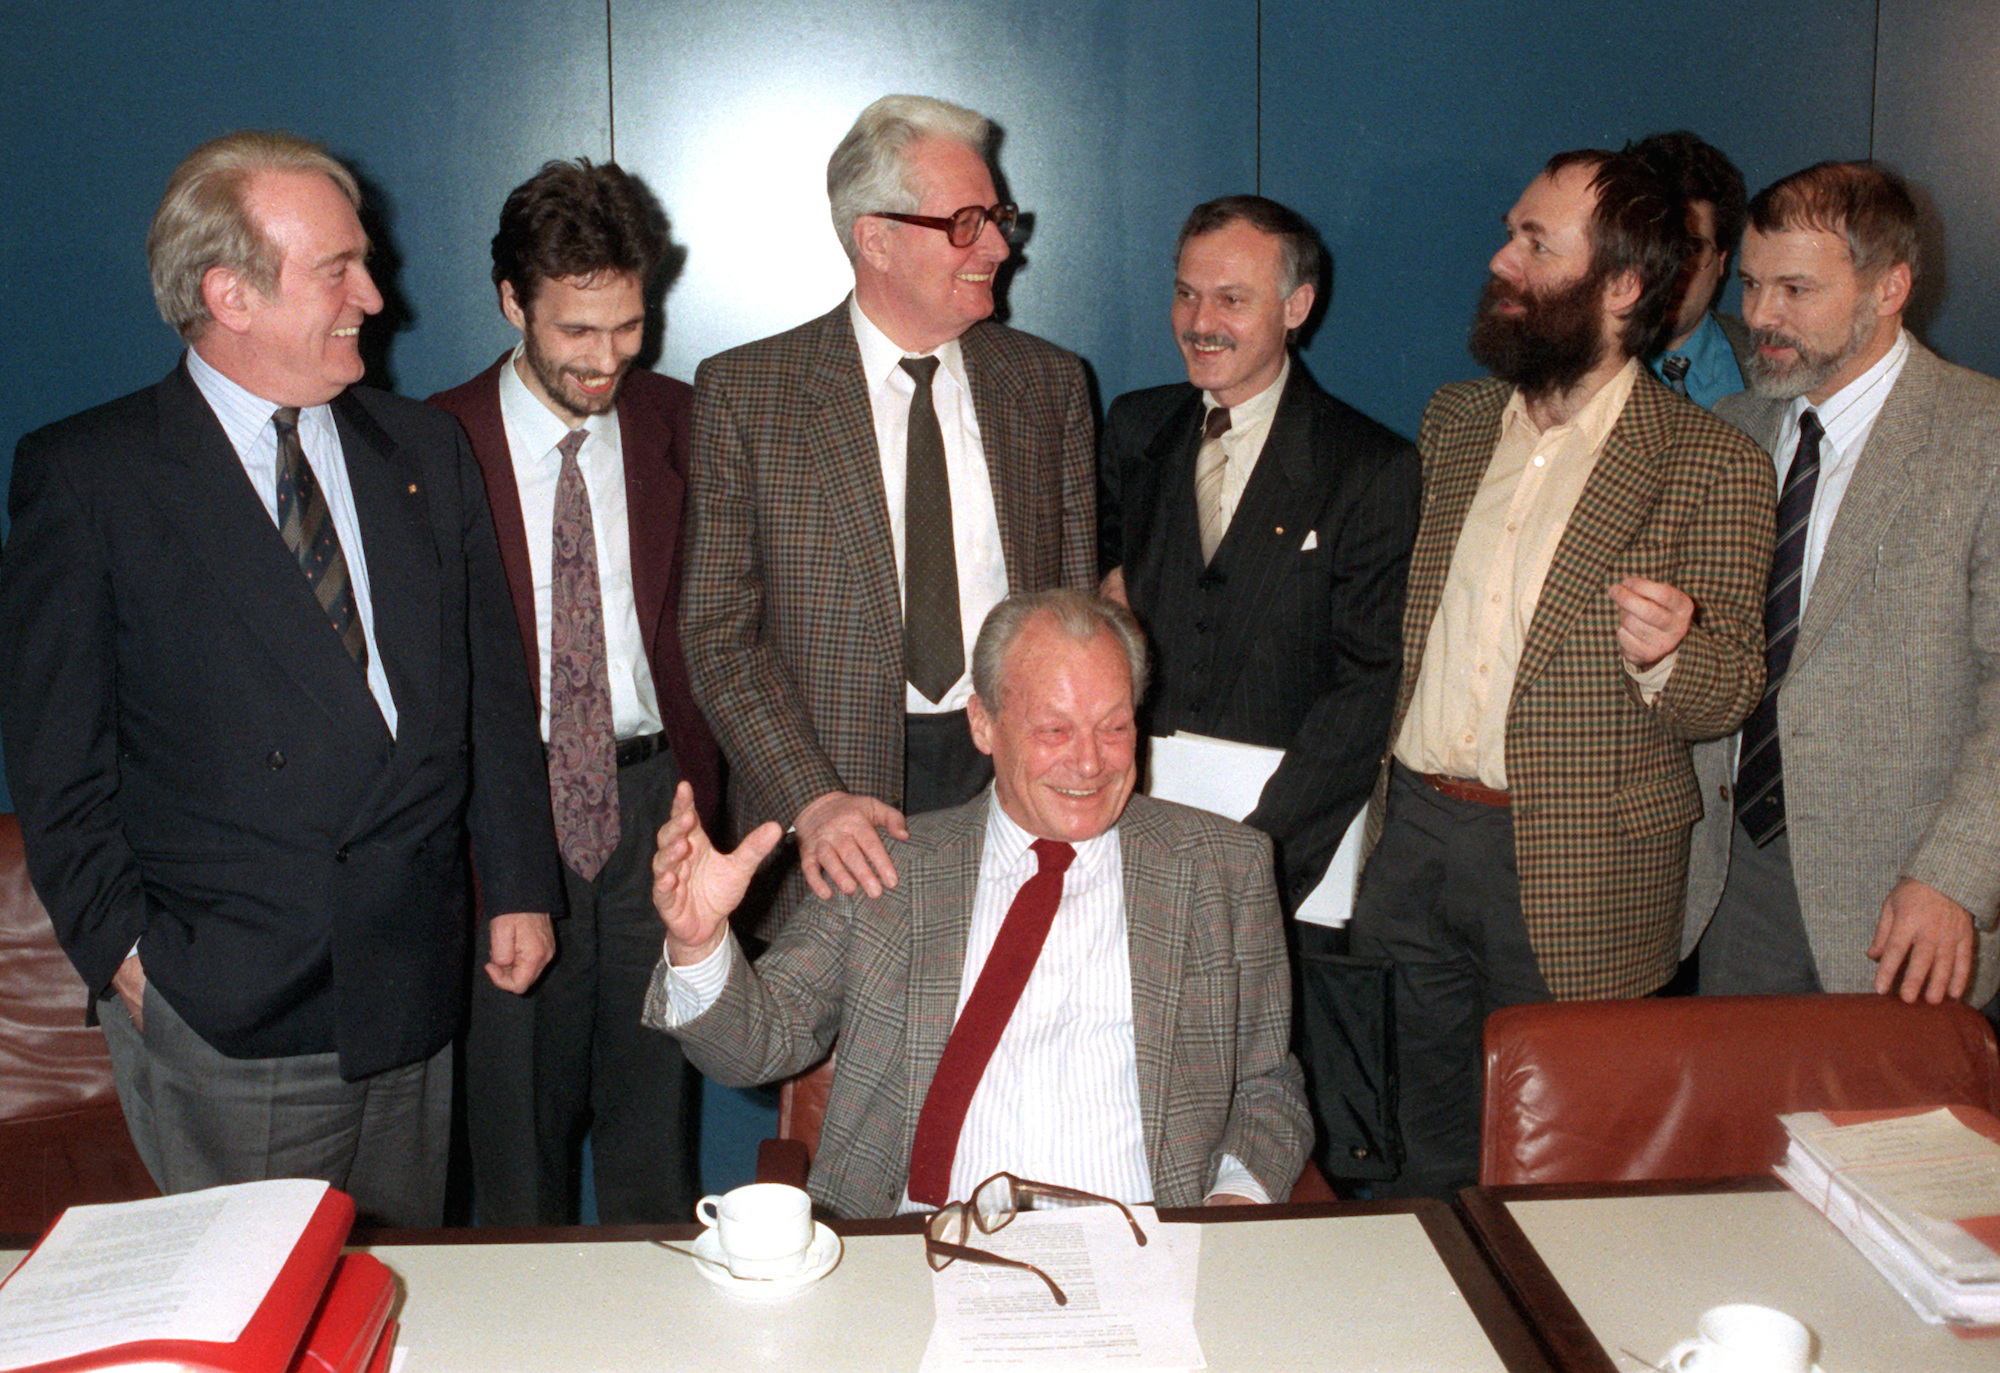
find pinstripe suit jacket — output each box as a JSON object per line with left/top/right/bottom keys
{"left": 1099, "top": 365, "right": 1418, "bottom": 909}
{"left": 1373, "top": 367, "right": 1774, "bottom": 998}
{"left": 642, "top": 793, "right": 1311, "bottom": 1219}
{"left": 1687, "top": 341, "right": 2000, "bottom": 1005}
{"left": 682, "top": 304, "right": 1096, "bottom": 847}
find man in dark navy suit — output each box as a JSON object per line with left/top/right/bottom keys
{"left": 0, "top": 131, "right": 560, "bottom": 1226}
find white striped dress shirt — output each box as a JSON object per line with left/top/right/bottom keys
{"left": 184, "top": 347, "right": 397, "bottom": 735}
{"left": 663, "top": 797, "right": 1266, "bottom": 1207}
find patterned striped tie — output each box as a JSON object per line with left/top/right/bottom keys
{"left": 1661, "top": 355, "right": 1692, "bottom": 396}
{"left": 906, "top": 837, "right": 1075, "bottom": 1206}
{"left": 273, "top": 407, "right": 366, "bottom": 668}
{"left": 1194, "top": 405, "right": 1233, "bottom": 561}
{"left": 1735, "top": 409, "right": 1823, "bottom": 846}
{"left": 547, "top": 427, "right": 621, "bottom": 880}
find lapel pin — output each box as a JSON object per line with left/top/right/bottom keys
{"left": 407, "top": 483, "right": 418, "bottom": 494}
{"left": 1275, "top": 525, "right": 1284, "bottom": 536}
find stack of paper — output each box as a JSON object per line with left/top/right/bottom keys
{"left": 1775, "top": 1104, "right": 2000, "bottom": 1329}
{"left": 0, "top": 1179, "right": 397, "bottom": 1372}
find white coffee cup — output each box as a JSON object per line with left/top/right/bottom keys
{"left": 1666, "top": 1303, "right": 1814, "bottom": 1373}
{"left": 695, "top": 1183, "right": 814, "bottom": 1279}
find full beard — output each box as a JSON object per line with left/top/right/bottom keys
{"left": 1467, "top": 271, "right": 1607, "bottom": 402}
{"left": 523, "top": 339, "right": 627, "bottom": 420}
{"left": 1744, "top": 293, "right": 1877, "bottom": 401}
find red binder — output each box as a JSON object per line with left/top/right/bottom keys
{"left": 1, "top": 1185, "right": 355, "bottom": 1373}
{"left": 290, "top": 1254, "right": 398, "bottom": 1373}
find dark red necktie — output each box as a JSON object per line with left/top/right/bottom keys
{"left": 906, "top": 837, "right": 1076, "bottom": 1206}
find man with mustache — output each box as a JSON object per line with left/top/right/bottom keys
{"left": 429, "top": 159, "right": 721, "bottom": 1224}
{"left": 1098, "top": 197, "right": 1416, "bottom": 922}
{"left": 0, "top": 132, "right": 560, "bottom": 1224}
{"left": 1350, "top": 149, "right": 1774, "bottom": 1196}
{"left": 682, "top": 95, "right": 1094, "bottom": 938}
{"left": 1687, "top": 162, "right": 2000, "bottom": 1011}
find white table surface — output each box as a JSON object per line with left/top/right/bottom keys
{"left": 350, "top": 1212, "right": 1515, "bottom": 1371}
{"left": 1504, "top": 1188, "right": 2000, "bottom": 1372}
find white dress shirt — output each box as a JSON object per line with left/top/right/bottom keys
{"left": 660, "top": 798, "right": 1266, "bottom": 1207}
{"left": 1769, "top": 328, "right": 1911, "bottom": 611}
{"left": 185, "top": 346, "right": 397, "bottom": 735}
{"left": 496, "top": 347, "right": 663, "bottom": 743}
{"left": 849, "top": 296, "right": 1011, "bottom": 713}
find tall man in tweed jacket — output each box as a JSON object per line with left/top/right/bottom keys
{"left": 1351, "top": 149, "right": 1774, "bottom": 1196}
{"left": 1687, "top": 162, "right": 2000, "bottom": 1009}
{"left": 683, "top": 95, "right": 1094, "bottom": 936}
{"left": 644, "top": 591, "right": 1310, "bottom": 1218}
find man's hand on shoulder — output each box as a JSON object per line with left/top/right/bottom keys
{"left": 1608, "top": 575, "right": 1694, "bottom": 671}
{"left": 486, "top": 912, "right": 555, "bottom": 993}
{"left": 655, "top": 780, "right": 784, "bottom": 964}
{"left": 1870, "top": 877, "right": 1976, "bottom": 1003}
{"left": 795, "top": 790, "right": 908, "bottom": 900}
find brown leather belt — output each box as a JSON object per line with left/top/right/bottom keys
{"left": 1421, "top": 772, "right": 1511, "bottom": 808}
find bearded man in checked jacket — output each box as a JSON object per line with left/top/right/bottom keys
{"left": 1349, "top": 148, "right": 1776, "bottom": 1196}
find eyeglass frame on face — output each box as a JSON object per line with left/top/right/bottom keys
{"left": 870, "top": 202, "right": 1019, "bottom": 249}
{"left": 922, "top": 1171, "right": 1149, "bottom": 1306}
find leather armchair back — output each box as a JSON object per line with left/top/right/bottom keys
{"left": 1481, "top": 993, "right": 2000, "bottom": 1186}
{"left": 0, "top": 814, "right": 158, "bottom": 1233}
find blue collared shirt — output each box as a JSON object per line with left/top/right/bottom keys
{"left": 1649, "top": 311, "right": 1745, "bottom": 410}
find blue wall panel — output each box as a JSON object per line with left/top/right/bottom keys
{"left": 1259, "top": 0, "right": 1878, "bottom": 439}
{"left": 1874, "top": 0, "right": 2000, "bottom": 374}
{"left": 607, "top": 0, "right": 1258, "bottom": 407}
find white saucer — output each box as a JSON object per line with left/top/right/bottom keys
{"left": 690, "top": 1222, "right": 842, "bottom": 1298}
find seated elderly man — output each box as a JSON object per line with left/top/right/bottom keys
{"left": 644, "top": 588, "right": 1310, "bottom": 1217}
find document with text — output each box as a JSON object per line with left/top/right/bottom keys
{"left": 920, "top": 1206, "right": 1204, "bottom": 1370}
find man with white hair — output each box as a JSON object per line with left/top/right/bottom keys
{"left": 646, "top": 589, "right": 1310, "bottom": 1218}
{"left": 682, "top": 94, "right": 1095, "bottom": 935}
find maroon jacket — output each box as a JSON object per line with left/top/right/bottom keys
{"left": 428, "top": 355, "right": 722, "bottom": 832}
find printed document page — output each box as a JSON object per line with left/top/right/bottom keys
{"left": 0, "top": 1178, "right": 329, "bottom": 1369}
{"left": 920, "top": 1206, "right": 1204, "bottom": 1370}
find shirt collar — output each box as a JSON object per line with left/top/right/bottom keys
{"left": 849, "top": 293, "right": 969, "bottom": 395}
{"left": 185, "top": 345, "right": 336, "bottom": 458}
{"left": 1501, "top": 355, "right": 1642, "bottom": 450}
{"left": 1203, "top": 353, "right": 1290, "bottom": 429}
{"left": 1787, "top": 327, "right": 1911, "bottom": 449}
{"left": 982, "top": 790, "right": 1119, "bottom": 882}
{"left": 498, "top": 343, "right": 608, "bottom": 462}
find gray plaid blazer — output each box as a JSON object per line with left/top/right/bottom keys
{"left": 682, "top": 304, "right": 1096, "bottom": 846}
{"left": 1689, "top": 340, "right": 2000, "bottom": 1005}
{"left": 643, "top": 793, "right": 1311, "bottom": 1218}
{"left": 1372, "top": 367, "right": 1774, "bottom": 999}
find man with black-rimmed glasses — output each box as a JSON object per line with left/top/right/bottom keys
{"left": 681, "top": 94, "right": 1096, "bottom": 940}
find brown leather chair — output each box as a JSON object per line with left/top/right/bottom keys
{"left": 0, "top": 814, "right": 158, "bottom": 1233}
{"left": 755, "top": 1053, "right": 1338, "bottom": 1202}
{"left": 1480, "top": 992, "right": 2000, "bottom": 1187}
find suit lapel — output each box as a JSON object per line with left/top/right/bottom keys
{"left": 456, "top": 358, "right": 542, "bottom": 688}
{"left": 1205, "top": 372, "right": 1333, "bottom": 691}
{"left": 618, "top": 377, "right": 681, "bottom": 668}
{"left": 902, "top": 801, "right": 989, "bottom": 1135}
{"left": 337, "top": 391, "right": 435, "bottom": 779}
{"left": 1398, "top": 381, "right": 1504, "bottom": 716}
{"left": 1117, "top": 800, "right": 1190, "bottom": 1177}
{"left": 148, "top": 366, "right": 380, "bottom": 731}
{"left": 1791, "top": 346, "right": 1929, "bottom": 668}
{"left": 1133, "top": 391, "right": 1207, "bottom": 601}
{"left": 1515, "top": 373, "right": 1671, "bottom": 690}
{"left": 806, "top": 309, "right": 905, "bottom": 677}
{"left": 961, "top": 325, "right": 1038, "bottom": 592}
